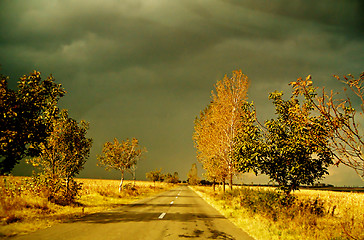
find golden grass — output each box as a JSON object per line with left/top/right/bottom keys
{"left": 0, "top": 176, "right": 174, "bottom": 238}
{"left": 191, "top": 185, "right": 364, "bottom": 240}
{"left": 293, "top": 189, "right": 364, "bottom": 240}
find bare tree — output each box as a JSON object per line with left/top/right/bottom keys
{"left": 291, "top": 73, "right": 364, "bottom": 181}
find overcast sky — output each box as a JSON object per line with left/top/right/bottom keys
{"left": 1, "top": 0, "right": 363, "bottom": 186}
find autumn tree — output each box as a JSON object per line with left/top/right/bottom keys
{"left": 291, "top": 73, "right": 364, "bottom": 180}
{"left": 164, "top": 171, "right": 179, "bottom": 184}
{"left": 187, "top": 163, "right": 200, "bottom": 185}
{"left": 164, "top": 173, "right": 173, "bottom": 183}
{"left": 205, "top": 157, "right": 228, "bottom": 191}
{"left": 193, "top": 70, "right": 250, "bottom": 190}
{"left": 173, "top": 172, "right": 179, "bottom": 183}
{"left": 30, "top": 109, "right": 92, "bottom": 204}
{"left": 257, "top": 91, "right": 333, "bottom": 195}
{"left": 98, "top": 138, "right": 146, "bottom": 192}
{"left": 0, "top": 71, "right": 65, "bottom": 174}
{"left": 146, "top": 168, "right": 164, "bottom": 187}
{"left": 194, "top": 105, "right": 228, "bottom": 191}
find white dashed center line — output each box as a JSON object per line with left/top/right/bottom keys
{"left": 158, "top": 191, "right": 181, "bottom": 219}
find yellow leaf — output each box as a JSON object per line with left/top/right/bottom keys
{"left": 289, "top": 81, "right": 297, "bottom": 86}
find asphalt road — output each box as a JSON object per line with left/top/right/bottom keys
{"left": 12, "top": 186, "right": 255, "bottom": 240}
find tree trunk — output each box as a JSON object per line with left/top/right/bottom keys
{"left": 223, "top": 178, "right": 226, "bottom": 193}
{"left": 132, "top": 168, "right": 136, "bottom": 187}
{"left": 213, "top": 180, "right": 216, "bottom": 192}
{"left": 229, "top": 173, "right": 233, "bottom": 191}
{"left": 119, "top": 171, "right": 124, "bottom": 192}
{"left": 65, "top": 176, "right": 70, "bottom": 195}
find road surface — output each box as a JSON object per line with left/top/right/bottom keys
{"left": 12, "top": 186, "right": 254, "bottom": 240}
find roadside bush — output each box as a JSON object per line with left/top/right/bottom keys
{"left": 0, "top": 176, "right": 52, "bottom": 226}
{"left": 32, "top": 174, "right": 82, "bottom": 205}
{"left": 215, "top": 187, "right": 325, "bottom": 222}
{"left": 94, "top": 184, "right": 116, "bottom": 197}
{"left": 123, "top": 183, "right": 136, "bottom": 191}
{"left": 193, "top": 185, "right": 364, "bottom": 240}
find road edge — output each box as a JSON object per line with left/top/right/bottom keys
{"left": 188, "top": 186, "right": 257, "bottom": 240}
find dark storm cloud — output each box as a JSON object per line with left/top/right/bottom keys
{"left": 1, "top": 0, "right": 363, "bottom": 185}
{"left": 1, "top": 0, "right": 361, "bottom": 78}
{"left": 1, "top": 1, "right": 225, "bottom": 71}
{"left": 226, "top": 0, "right": 364, "bottom": 33}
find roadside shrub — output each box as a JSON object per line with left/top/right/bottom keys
{"left": 193, "top": 185, "right": 364, "bottom": 240}
{"left": 295, "top": 197, "right": 325, "bottom": 216}
{"left": 94, "top": 184, "right": 116, "bottom": 197}
{"left": 31, "top": 174, "right": 82, "bottom": 205}
{"left": 123, "top": 183, "right": 136, "bottom": 191}
{"left": 4, "top": 214, "right": 23, "bottom": 224}
{"left": 215, "top": 187, "right": 326, "bottom": 223}
{"left": 0, "top": 176, "right": 52, "bottom": 226}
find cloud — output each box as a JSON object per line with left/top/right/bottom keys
{"left": 3, "top": 0, "right": 363, "bottom": 184}
{"left": 225, "top": 0, "right": 363, "bottom": 31}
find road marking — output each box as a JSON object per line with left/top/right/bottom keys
{"left": 170, "top": 201, "right": 174, "bottom": 205}
{"left": 158, "top": 212, "right": 166, "bottom": 219}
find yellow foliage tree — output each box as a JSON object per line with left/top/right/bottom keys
{"left": 98, "top": 138, "right": 146, "bottom": 192}
{"left": 30, "top": 109, "right": 92, "bottom": 204}
{"left": 194, "top": 105, "right": 228, "bottom": 191}
{"left": 187, "top": 163, "right": 200, "bottom": 185}
{"left": 194, "top": 70, "right": 250, "bottom": 191}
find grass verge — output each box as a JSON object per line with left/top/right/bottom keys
{"left": 0, "top": 176, "right": 174, "bottom": 238}
{"left": 190, "top": 185, "right": 364, "bottom": 240}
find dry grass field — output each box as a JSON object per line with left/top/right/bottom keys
{"left": 191, "top": 185, "right": 364, "bottom": 240}
{"left": 0, "top": 176, "right": 174, "bottom": 238}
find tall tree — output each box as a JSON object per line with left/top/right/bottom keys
{"left": 98, "top": 138, "right": 146, "bottom": 192}
{"left": 30, "top": 109, "right": 92, "bottom": 204}
{"left": 291, "top": 73, "right": 364, "bottom": 180}
{"left": 194, "top": 105, "right": 228, "bottom": 191}
{"left": 0, "top": 70, "right": 65, "bottom": 174}
{"left": 258, "top": 91, "right": 333, "bottom": 194}
{"left": 187, "top": 163, "right": 200, "bottom": 185}
{"left": 193, "top": 70, "right": 250, "bottom": 190}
